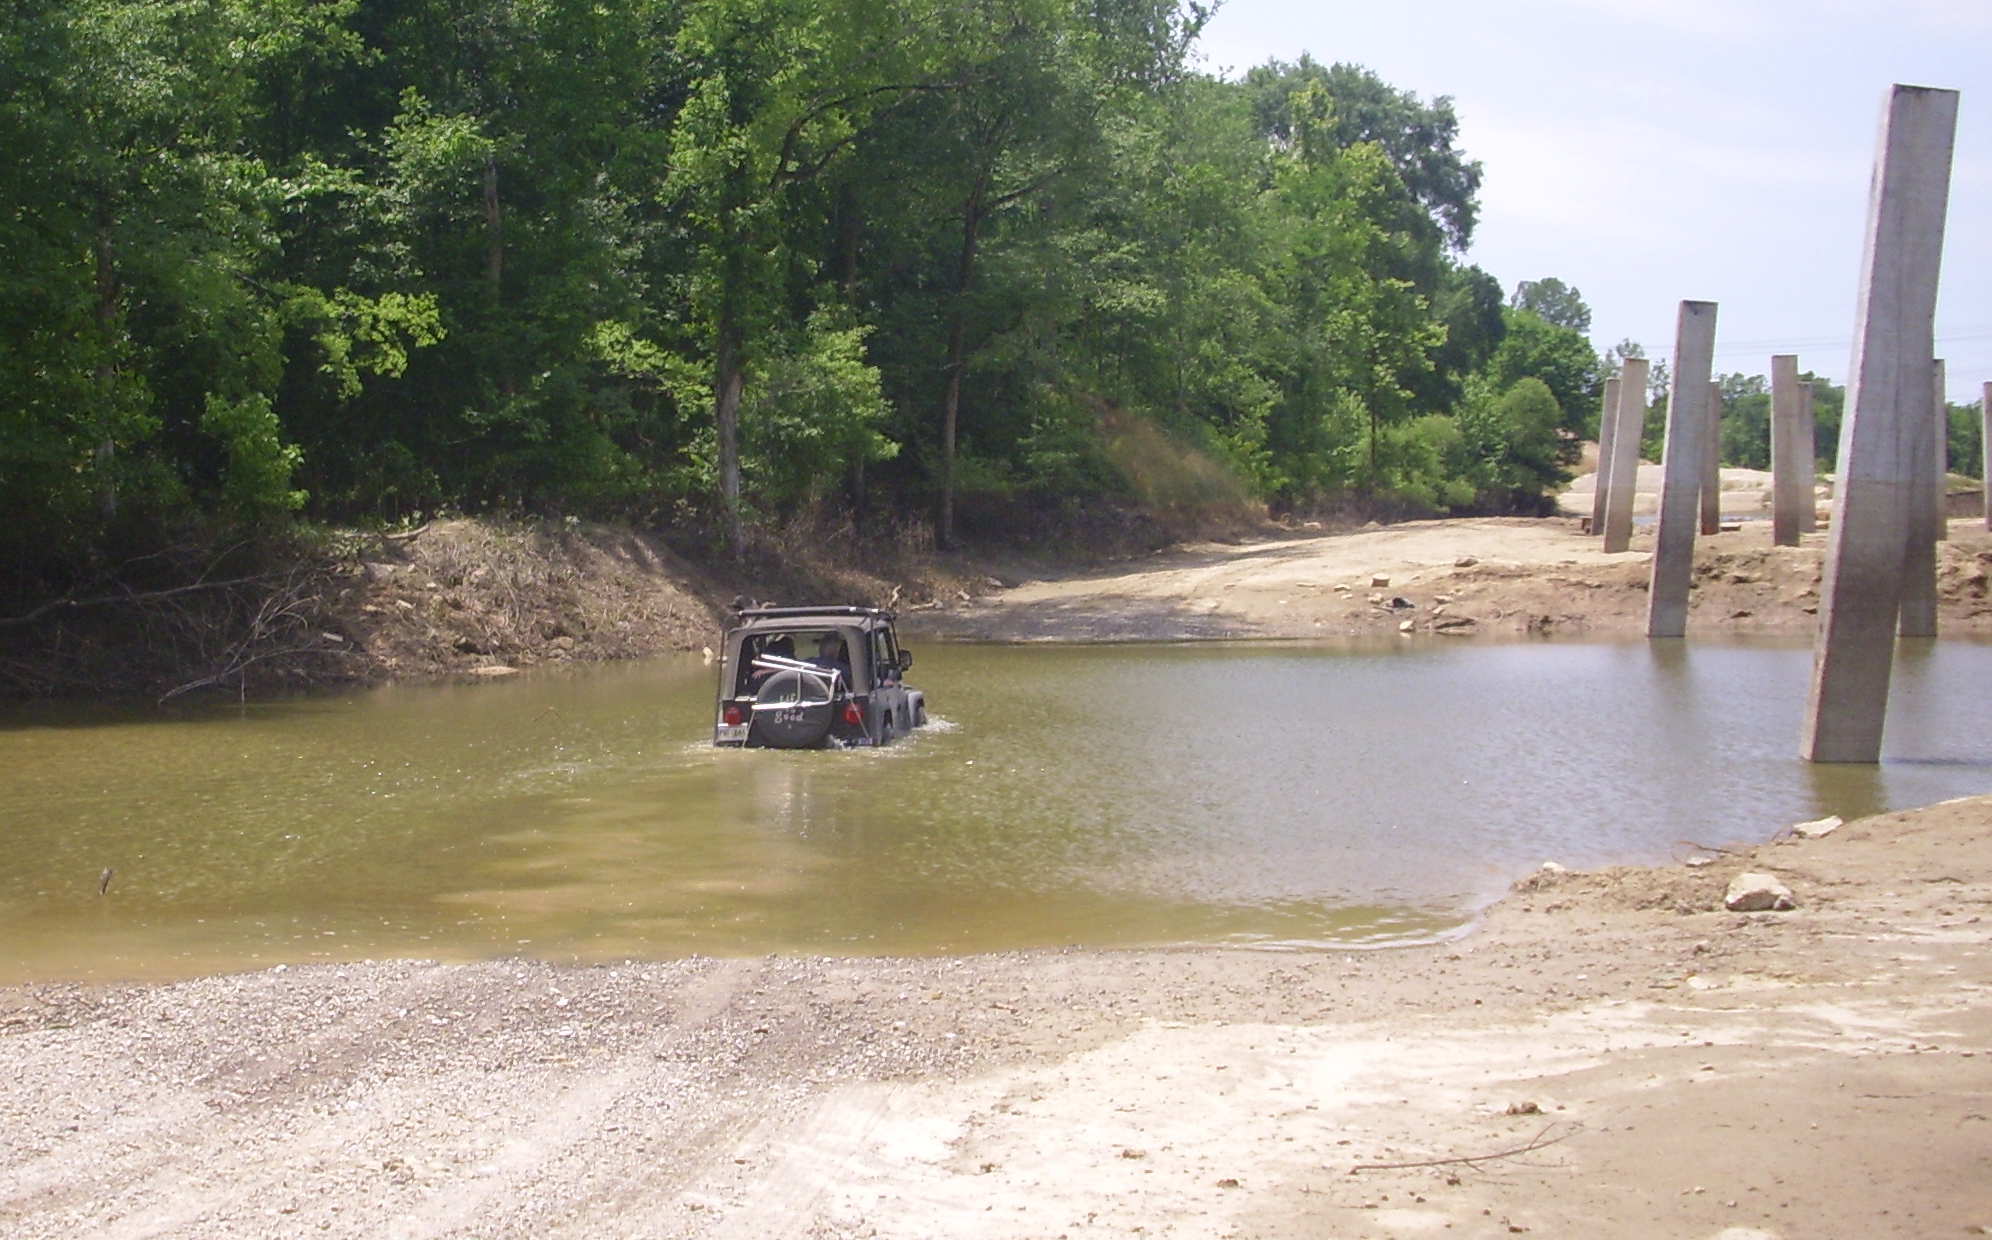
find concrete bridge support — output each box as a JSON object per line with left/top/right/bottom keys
{"left": 1799, "top": 381, "right": 1819, "bottom": 532}
{"left": 1592, "top": 376, "right": 1621, "bottom": 534}
{"left": 1934, "top": 359, "right": 1950, "bottom": 543}
{"left": 1771, "top": 356, "right": 1807, "bottom": 545}
{"left": 1648, "top": 301, "right": 1718, "bottom": 638}
{"left": 1702, "top": 382, "right": 1722, "bottom": 535}
{"left": 1983, "top": 382, "right": 1991, "bottom": 531}
{"left": 1602, "top": 360, "right": 1649, "bottom": 554}
{"left": 1802, "top": 84, "right": 1957, "bottom": 764}
{"left": 1899, "top": 357, "right": 1945, "bottom": 638}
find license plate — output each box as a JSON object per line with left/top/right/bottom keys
{"left": 715, "top": 724, "right": 749, "bottom": 745}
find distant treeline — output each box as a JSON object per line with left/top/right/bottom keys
{"left": 8, "top": 0, "right": 1730, "bottom": 583}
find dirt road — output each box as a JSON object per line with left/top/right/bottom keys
{"left": 916, "top": 514, "right": 1992, "bottom": 642}
{"left": 4, "top": 800, "right": 1989, "bottom": 1238}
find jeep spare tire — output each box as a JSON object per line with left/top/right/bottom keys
{"left": 752, "top": 669, "right": 836, "bottom": 748}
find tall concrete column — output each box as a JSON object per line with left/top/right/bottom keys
{"left": 1802, "top": 84, "right": 1958, "bottom": 763}
{"left": 1798, "top": 381, "right": 1819, "bottom": 532}
{"left": 1701, "top": 382, "right": 1722, "bottom": 534}
{"left": 1591, "top": 376, "right": 1621, "bottom": 533}
{"left": 1647, "top": 301, "right": 1718, "bottom": 638}
{"left": 1900, "top": 357, "right": 1946, "bottom": 636}
{"left": 1983, "top": 381, "right": 1992, "bottom": 531}
{"left": 1601, "top": 359, "right": 1649, "bottom": 554}
{"left": 1933, "top": 359, "right": 1949, "bottom": 541}
{"left": 1770, "top": 355, "right": 1806, "bottom": 545}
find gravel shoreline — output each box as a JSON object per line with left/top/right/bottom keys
{"left": 5, "top": 796, "right": 1990, "bottom": 1238}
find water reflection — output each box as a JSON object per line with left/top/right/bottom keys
{"left": 2, "top": 638, "right": 1989, "bottom": 981}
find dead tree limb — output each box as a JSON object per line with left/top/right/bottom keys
{"left": 1348, "top": 1124, "right": 1576, "bottom": 1173}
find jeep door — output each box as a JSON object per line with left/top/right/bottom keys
{"left": 867, "top": 625, "right": 910, "bottom": 736}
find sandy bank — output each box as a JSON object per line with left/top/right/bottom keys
{"left": 4, "top": 796, "right": 1989, "bottom": 1238}
{"left": 913, "top": 514, "right": 1992, "bottom": 643}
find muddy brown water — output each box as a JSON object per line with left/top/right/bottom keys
{"left": 3, "top": 638, "right": 1989, "bottom": 982}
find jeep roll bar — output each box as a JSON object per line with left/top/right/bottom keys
{"left": 749, "top": 653, "right": 844, "bottom": 706}
{"left": 732, "top": 605, "right": 897, "bottom": 622}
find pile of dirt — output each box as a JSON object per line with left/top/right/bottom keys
{"left": 0, "top": 513, "right": 998, "bottom": 700}
{"left": 330, "top": 518, "right": 723, "bottom": 683}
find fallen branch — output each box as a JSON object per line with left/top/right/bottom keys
{"left": 0, "top": 572, "right": 277, "bottom": 627}
{"left": 1348, "top": 1124, "right": 1576, "bottom": 1173}
{"left": 0, "top": 542, "right": 259, "bottom": 627}
{"left": 382, "top": 521, "right": 433, "bottom": 543}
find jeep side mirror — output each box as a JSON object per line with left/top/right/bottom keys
{"left": 899, "top": 648, "right": 913, "bottom": 671}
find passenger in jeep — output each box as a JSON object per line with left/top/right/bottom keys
{"left": 746, "top": 635, "right": 793, "bottom": 689}
{"left": 807, "top": 633, "right": 850, "bottom": 683}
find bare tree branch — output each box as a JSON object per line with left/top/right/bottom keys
{"left": 1348, "top": 1124, "right": 1577, "bottom": 1173}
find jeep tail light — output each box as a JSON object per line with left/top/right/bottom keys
{"left": 842, "top": 702, "right": 863, "bottom": 727}
{"left": 722, "top": 703, "right": 745, "bottom": 726}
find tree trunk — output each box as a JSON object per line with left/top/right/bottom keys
{"left": 835, "top": 181, "right": 861, "bottom": 301}
{"left": 939, "top": 186, "right": 984, "bottom": 549}
{"left": 715, "top": 310, "right": 745, "bottom": 559}
{"left": 1367, "top": 404, "right": 1379, "bottom": 492}
{"left": 483, "top": 154, "right": 503, "bottom": 303}
{"left": 93, "top": 216, "right": 118, "bottom": 522}
{"left": 713, "top": 169, "right": 750, "bottom": 559}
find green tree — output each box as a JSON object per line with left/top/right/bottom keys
{"left": 1949, "top": 399, "right": 1981, "bottom": 481}
{"left": 1262, "top": 126, "right": 1444, "bottom": 499}
{"left": 667, "top": 0, "right": 951, "bottom": 552}
{"left": 1510, "top": 277, "right": 1591, "bottom": 334}
{"left": 0, "top": 0, "right": 320, "bottom": 555}
{"left": 1481, "top": 309, "right": 1597, "bottom": 442}
{"left": 1242, "top": 56, "right": 1481, "bottom": 250}
{"left": 1715, "top": 373, "right": 1771, "bottom": 470}
{"left": 1456, "top": 375, "right": 1569, "bottom": 512}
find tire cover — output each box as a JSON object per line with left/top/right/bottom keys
{"left": 753, "top": 669, "right": 835, "bottom": 748}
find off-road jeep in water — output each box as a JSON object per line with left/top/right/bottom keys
{"left": 712, "top": 605, "right": 927, "bottom": 748}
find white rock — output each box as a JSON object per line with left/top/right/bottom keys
{"left": 1724, "top": 872, "right": 1795, "bottom": 912}
{"left": 1791, "top": 814, "right": 1844, "bottom": 839}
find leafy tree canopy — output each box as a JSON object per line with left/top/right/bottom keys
{"left": 1511, "top": 277, "right": 1591, "bottom": 335}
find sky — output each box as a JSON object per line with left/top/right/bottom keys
{"left": 1192, "top": 0, "right": 1990, "bottom": 403}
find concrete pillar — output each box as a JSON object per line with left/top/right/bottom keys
{"left": 1983, "top": 381, "right": 1992, "bottom": 531}
{"left": 1798, "top": 381, "right": 1819, "bottom": 532}
{"left": 1933, "top": 359, "right": 1949, "bottom": 541}
{"left": 1701, "top": 382, "right": 1722, "bottom": 534}
{"left": 1601, "top": 359, "right": 1649, "bottom": 554}
{"left": 1899, "top": 357, "right": 1945, "bottom": 636}
{"left": 1770, "top": 355, "right": 1806, "bottom": 545}
{"left": 1647, "top": 301, "right": 1718, "bottom": 638}
{"left": 1591, "top": 376, "right": 1621, "bottom": 534}
{"left": 1802, "top": 84, "right": 1957, "bottom": 764}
